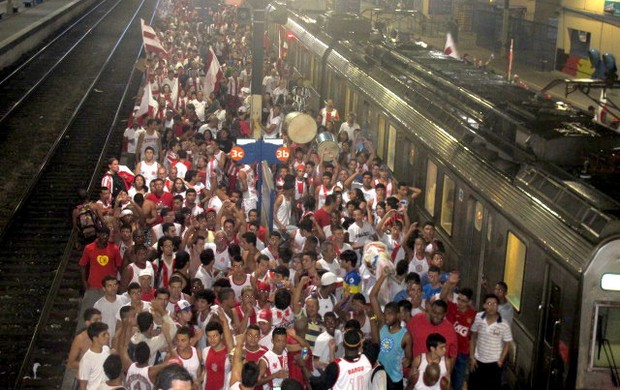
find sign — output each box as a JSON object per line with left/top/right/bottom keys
{"left": 276, "top": 146, "right": 290, "bottom": 162}
{"left": 236, "top": 138, "right": 285, "bottom": 165}
{"left": 605, "top": 1, "right": 620, "bottom": 17}
{"left": 230, "top": 146, "right": 245, "bottom": 161}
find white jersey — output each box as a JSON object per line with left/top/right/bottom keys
{"left": 139, "top": 160, "right": 158, "bottom": 187}
{"left": 204, "top": 243, "right": 230, "bottom": 272}
{"left": 332, "top": 355, "right": 372, "bottom": 390}
{"left": 125, "top": 362, "right": 153, "bottom": 390}
{"left": 414, "top": 355, "right": 447, "bottom": 390}
{"left": 179, "top": 346, "right": 201, "bottom": 380}
{"left": 317, "top": 185, "right": 334, "bottom": 209}
{"left": 229, "top": 274, "right": 252, "bottom": 300}
{"left": 141, "top": 132, "right": 160, "bottom": 159}
{"left": 275, "top": 196, "right": 292, "bottom": 229}
{"left": 260, "top": 350, "right": 288, "bottom": 390}
{"left": 408, "top": 252, "right": 429, "bottom": 276}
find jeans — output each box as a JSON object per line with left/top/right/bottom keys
{"left": 452, "top": 353, "right": 469, "bottom": 390}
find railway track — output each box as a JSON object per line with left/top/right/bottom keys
{"left": 0, "top": 0, "right": 157, "bottom": 387}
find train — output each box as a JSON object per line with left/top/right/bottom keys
{"left": 266, "top": 8, "right": 620, "bottom": 389}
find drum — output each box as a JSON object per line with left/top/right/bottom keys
{"left": 286, "top": 112, "right": 317, "bottom": 144}
{"left": 316, "top": 132, "right": 339, "bottom": 161}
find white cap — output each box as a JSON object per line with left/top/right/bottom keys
{"left": 241, "top": 87, "right": 251, "bottom": 94}
{"left": 321, "top": 272, "right": 343, "bottom": 286}
{"left": 138, "top": 269, "right": 153, "bottom": 278}
{"left": 120, "top": 209, "right": 133, "bottom": 217}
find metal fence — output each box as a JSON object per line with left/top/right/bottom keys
{"left": 473, "top": 5, "right": 557, "bottom": 71}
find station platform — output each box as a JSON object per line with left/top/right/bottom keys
{"left": 0, "top": 0, "right": 95, "bottom": 71}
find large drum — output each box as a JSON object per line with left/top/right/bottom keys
{"left": 286, "top": 112, "right": 317, "bottom": 144}
{"left": 316, "top": 132, "right": 339, "bottom": 161}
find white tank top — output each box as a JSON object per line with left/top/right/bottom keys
{"left": 275, "top": 196, "right": 291, "bottom": 228}
{"left": 179, "top": 346, "right": 201, "bottom": 380}
{"left": 260, "top": 350, "right": 288, "bottom": 390}
{"left": 332, "top": 355, "right": 372, "bottom": 390}
{"left": 293, "top": 229, "right": 306, "bottom": 249}
{"left": 408, "top": 251, "right": 429, "bottom": 276}
{"left": 414, "top": 355, "right": 447, "bottom": 390}
{"left": 317, "top": 185, "right": 333, "bottom": 208}
{"left": 142, "top": 132, "right": 160, "bottom": 158}
{"left": 242, "top": 165, "right": 257, "bottom": 198}
{"left": 229, "top": 274, "right": 251, "bottom": 300}
{"left": 294, "top": 178, "right": 306, "bottom": 201}
{"left": 125, "top": 362, "right": 153, "bottom": 389}
{"left": 139, "top": 160, "right": 158, "bottom": 187}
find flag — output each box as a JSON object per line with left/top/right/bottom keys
{"left": 170, "top": 77, "right": 179, "bottom": 109}
{"left": 204, "top": 47, "right": 224, "bottom": 96}
{"left": 444, "top": 32, "right": 459, "bottom": 59}
{"left": 141, "top": 19, "right": 167, "bottom": 56}
{"left": 136, "top": 81, "right": 157, "bottom": 118}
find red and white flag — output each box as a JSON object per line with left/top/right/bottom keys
{"left": 170, "top": 77, "right": 179, "bottom": 109}
{"left": 141, "top": 19, "right": 167, "bottom": 56}
{"left": 203, "top": 47, "right": 224, "bottom": 96}
{"left": 136, "top": 81, "right": 158, "bottom": 118}
{"left": 444, "top": 32, "right": 459, "bottom": 59}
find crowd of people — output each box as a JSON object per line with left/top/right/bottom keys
{"left": 69, "top": 1, "right": 515, "bottom": 389}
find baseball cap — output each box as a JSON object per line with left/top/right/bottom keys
{"left": 257, "top": 309, "right": 272, "bottom": 323}
{"left": 205, "top": 208, "right": 217, "bottom": 214}
{"left": 296, "top": 164, "right": 305, "bottom": 171}
{"left": 241, "top": 87, "right": 250, "bottom": 94}
{"left": 321, "top": 272, "right": 343, "bottom": 287}
{"left": 120, "top": 209, "right": 133, "bottom": 217}
{"left": 138, "top": 268, "right": 153, "bottom": 278}
{"left": 175, "top": 299, "right": 192, "bottom": 313}
{"left": 256, "top": 281, "right": 270, "bottom": 292}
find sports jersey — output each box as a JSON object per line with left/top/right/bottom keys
{"left": 259, "top": 350, "right": 288, "bottom": 390}
{"left": 229, "top": 274, "right": 252, "bottom": 300}
{"left": 446, "top": 301, "right": 476, "bottom": 355}
{"left": 202, "top": 346, "right": 229, "bottom": 390}
{"left": 343, "top": 269, "right": 361, "bottom": 294}
{"left": 331, "top": 355, "right": 372, "bottom": 390}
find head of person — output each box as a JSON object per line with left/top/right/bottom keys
{"left": 103, "top": 354, "right": 123, "bottom": 382}
{"left": 456, "top": 287, "right": 473, "bottom": 311}
{"left": 101, "top": 275, "right": 119, "bottom": 295}
{"left": 320, "top": 272, "right": 342, "bottom": 296}
{"left": 87, "top": 322, "right": 110, "bottom": 344}
{"left": 272, "top": 327, "right": 287, "bottom": 354}
{"left": 153, "top": 288, "right": 171, "bottom": 312}
{"left": 305, "top": 296, "right": 319, "bottom": 318}
{"left": 342, "top": 328, "right": 362, "bottom": 358}
{"left": 351, "top": 293, "right": 366, "bottom": 315}
{"left": 218, "top": 287, "right": 236, "bottom": 309}
{"left": 363, "top": 339, "right": 380, "bottom": 366}
{"left": 384, "top": 302, "right": 400, "bottom": 327}
{"left": 483, "top": 293, "right": 500, "bottom": 316}
{"left": 194, "top": 289, "right": 216, "bottom": 313}
{"left": 175, "top": 326, "right": 192, "bottom": 351}
{"left": 245, "top": 324, "right": 261, "bottom": 349}
{"left": 323, "top": 312, "right": 338, "bottom": 335}
{"left": 494, "top": 281, "right": 508, "bottom": 300}
{"left": 339, "top": 249, "right": 357, "bottom": 270}
{"left": 205, "top": 321, "right": 224, "bottom": 347}
{"left": 257, "top": 308, "right": 273, "bottom": 335}
{"left": 83, "top": 308, "right": 102, "bottom": 326}
{"left": 241, "top": 361, "right": 260, "bottom": 388}
{"left": 426, "top": 332, "right": 447, "bottom": 357}
{"left": 154, "top": 364, "right": 193, "bottom": 390}
{"left": 428, "top": 300, "right": 448, "bottom": 326}
{"left": 398, "top": 299, "right": 413, "bottom": 322}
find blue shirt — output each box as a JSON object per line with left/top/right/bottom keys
{"left": 393, "top": 289, "right": 408, "bottom": 303}
{"left": 344, "top": 269, "right": 361, "bottom": 294}
{"left": 422, "top": 283, "right": 442, "bottom": 301}
{"left": 378, "top": 325, "right": 407, "bottom": 382}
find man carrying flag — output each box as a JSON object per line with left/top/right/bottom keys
{"left": 140, "top": 19, "right": 167, "bottom": 56}
{"left": 204, "top": 47, "right": 224, "bottom": 97}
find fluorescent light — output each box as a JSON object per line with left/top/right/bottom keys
{"left": 601, "top": 274, "right": 620, "bottom": 291}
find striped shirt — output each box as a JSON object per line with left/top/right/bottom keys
{"left": 471, "top": 312, "right": 512, "bottom": 363}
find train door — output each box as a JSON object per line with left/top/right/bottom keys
{"left": 535, "top": 279, "right": 563, "bottom": 389}
{"left": 465, "top": 197, "right": 487, "bottom": 294}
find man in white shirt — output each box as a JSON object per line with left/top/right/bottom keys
{"left": 338, "top": 112, "right": 360, "bottom": 141}
{"left": 312, "top": 312, "right": 343, "bottom": 376}
{"left": 78, "top": 322, "right": 110, "bottom": 390}
{"left": 262, "top": 104, "right": 283, "bottom": 139}
{"left": 347, "top": 208, "right": 376, "bottom": 254}
{"left": 93, "top": 276, "right": 129, "bottom": 339}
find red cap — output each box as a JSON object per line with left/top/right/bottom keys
{"left": 257, "top": 309, "right": 272, "bottom": 323}
{"left": 256, "top": 281, "right": 270, "bottom": 292}
{"left": 205, "top": 208, "right": 217, "bottom": 214}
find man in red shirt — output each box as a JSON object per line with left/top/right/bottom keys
{"left": 439, "top": 272, "right": 476, "bottom": 390}
{"left": 146, "top": 178, "right": 174, "bottom": 213}
{"left": 313, "top": 194, "right": 337, "bottom": 228}
{"left": 79, "top": 227, "right": 123, "bottom": 310}
{"left": 406, "top": 299, "right": 458, "bottom": 381}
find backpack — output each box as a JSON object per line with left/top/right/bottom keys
{"left": 76, "top": 203, "right": 101, "bottom": 240}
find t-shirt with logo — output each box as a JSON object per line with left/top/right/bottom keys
{"left": 79, "top": 242, "right": 122, "bottom": 288}
{"left": 446, "top": 301, "right": 477, "bottom": 355}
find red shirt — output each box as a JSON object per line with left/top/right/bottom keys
{"left": 234, "top": 305, "right": 257, "bottom": 326}
{"left": 446, "top": 301, "right": 477, "bottom": 355}
{"left": 245, "top": 345, "right": 268, "bottom": 363}
{"left": 287, "top": 336, "right": 313, "bottom": 389}
{"left": 79, "top": 242, "right": 122, "bottom": 288}
{"left": 204, "top": 346, "right": 228, "bottom": 390}
{"left": 146, "top": 191, "right": 174, "bottom": 209}
{"left": 313, "top": 208, "right": 331, "bottom": 228}
{"left": 407, "top": 312, "right": 458, "bottom": 358}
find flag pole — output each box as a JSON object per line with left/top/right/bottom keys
{"left": 507, "top": 38, "right": 514, "bottom": 81}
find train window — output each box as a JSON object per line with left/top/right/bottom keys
{"left": 591, "top": 304, "right": 620, "bottom": 369}
{"left": 387, "top": 125, "right": 397, "bottom": 171}
{"left": 440, "top": 176, "right": 456, "bottom": 235}
{"left": 425, "top": 161, "right": 438, "bottom": 216}
{"left": 377, "top": 115, "right": 386, "bottom": 159}
{"left": 408, "top": 142, "right": 416, "bottom": 167}
{"left": 504, "top": 232, "right": 526, "bottom": 312}
{"left": 474, "top": 201, "right": 484, "bottom": 232}
{"left": 601, "top": 274, "right": 620, "bottom": 291}
{"left": 487, "top": 214, "right": 493, "bottom": 242}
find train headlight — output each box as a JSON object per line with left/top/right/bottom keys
{"left": 601, "top": 273, "right": 620, "bottom": 291}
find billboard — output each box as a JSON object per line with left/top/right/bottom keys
{"left": 604, "top": 1, "right": 620, "bottom": 17}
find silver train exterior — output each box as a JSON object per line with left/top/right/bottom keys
{"left": 270, "top": 11, "right": 620, "bottom": 389}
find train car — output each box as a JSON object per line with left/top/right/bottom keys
{"left": 268, "top": 10, "right": 620, "bottom": 389}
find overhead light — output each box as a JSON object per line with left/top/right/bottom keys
{"left": 601, "top": 273, "right": 620, "bottom": 291}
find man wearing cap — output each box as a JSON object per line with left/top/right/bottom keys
{"left": 79, "top": 227, "right": 123, "bottom": 309}
{"left": 257, "top": 308, "right": 274, "bottom": 350}
{"left": 323, "top": 329, "right": 372, "bottom": 390}
{"left": 317, "top": 272, "right": 343, "bottom": 317}
{"left": 120, "top": 245, "right": 156, "bottom": 293}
